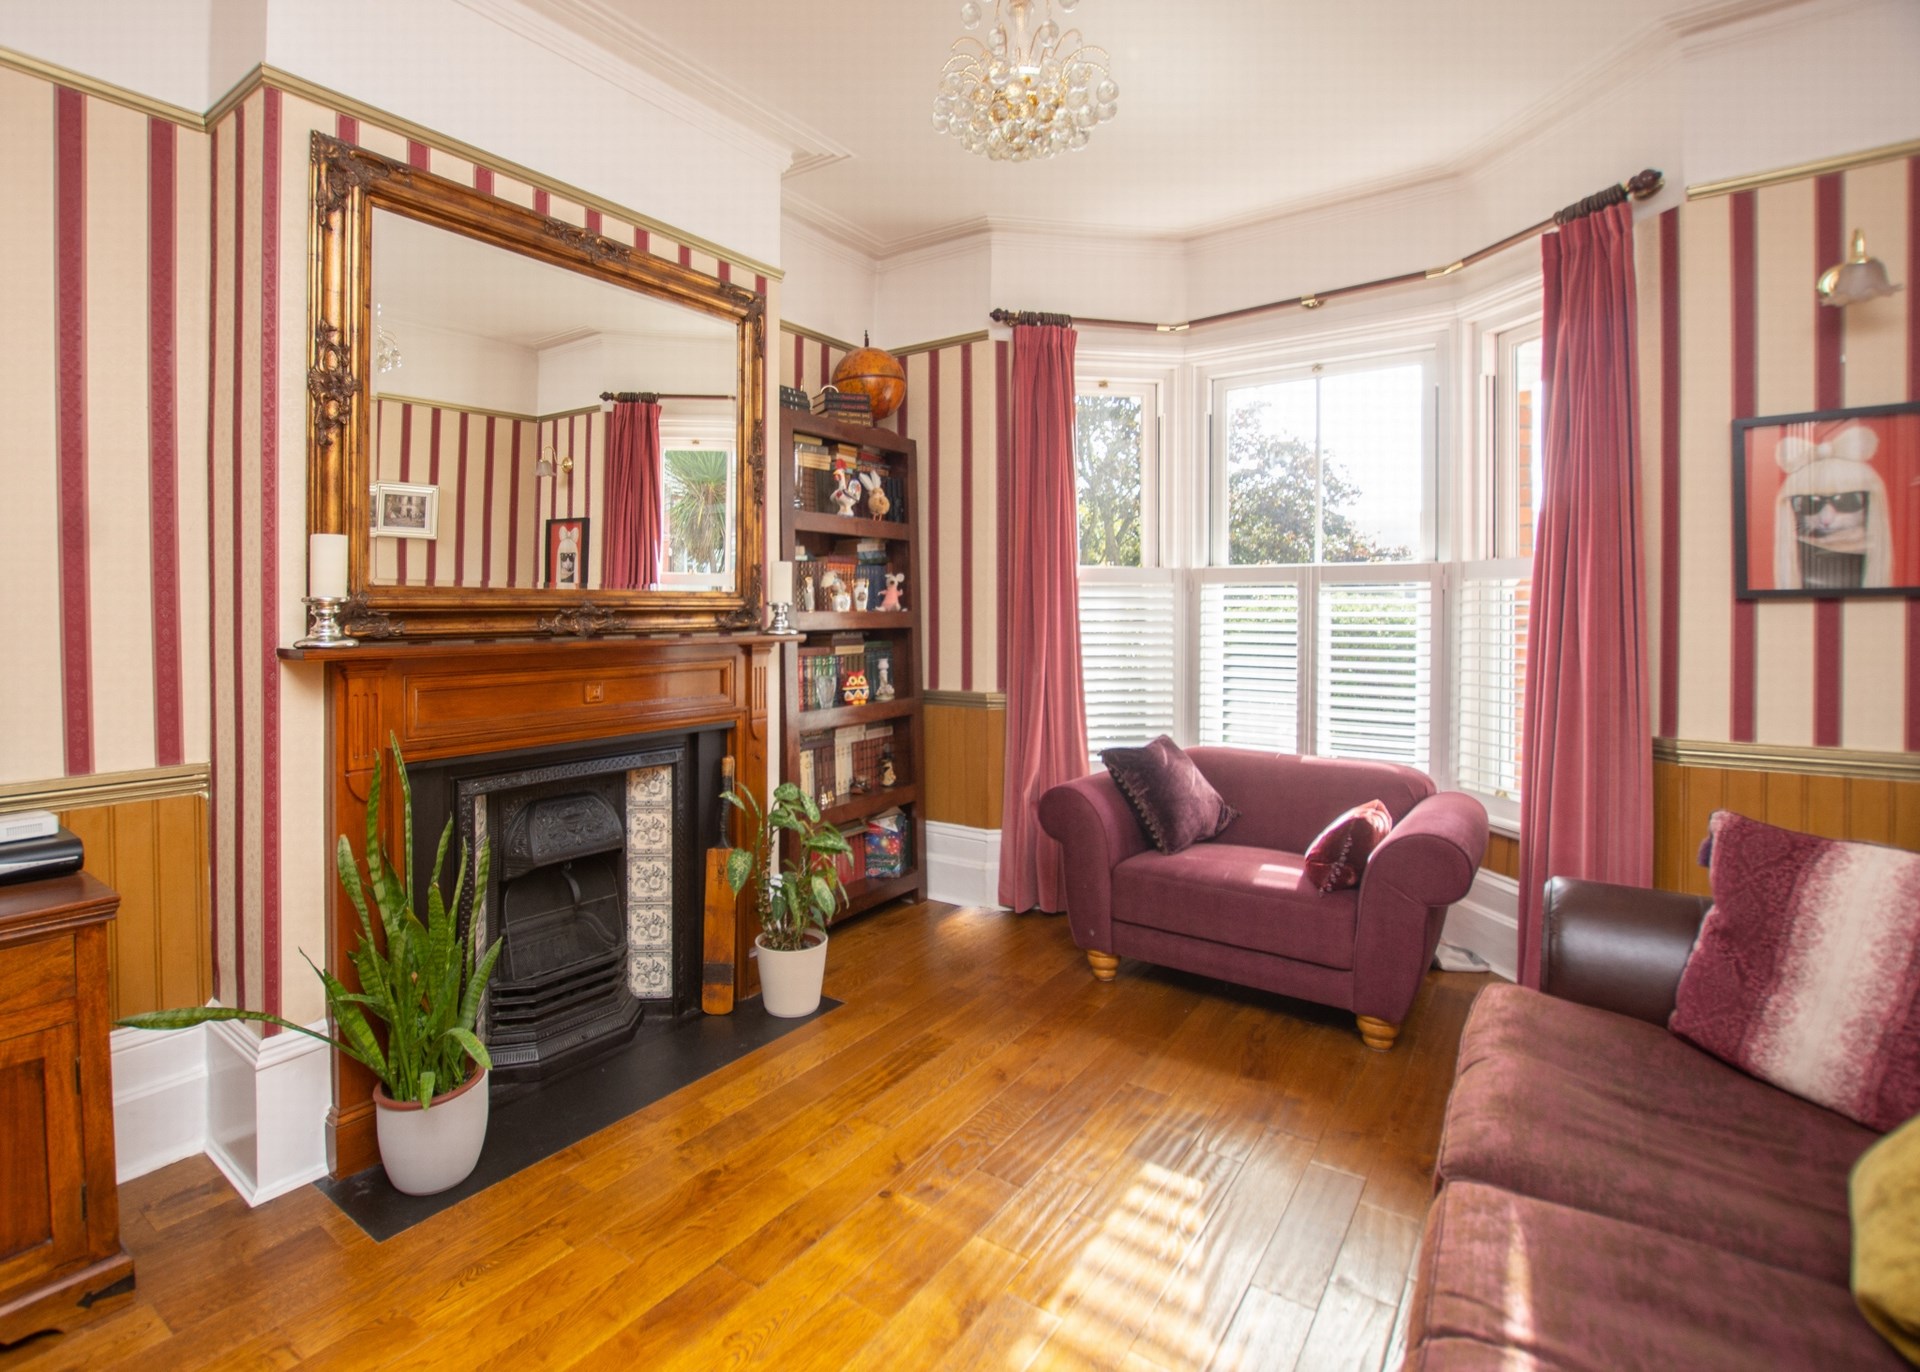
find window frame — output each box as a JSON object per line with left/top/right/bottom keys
{"left": 1073, "top": 375, "right": 1163, "bottom": 571}
{"left": 655, "top": 402, "right": 737, "bottom": 591}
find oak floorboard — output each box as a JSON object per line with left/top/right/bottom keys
{"left": 13, "top": 903, "right": 1491, "bottom": 1372}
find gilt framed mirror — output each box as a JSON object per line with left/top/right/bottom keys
{"left": 307, "top": 133, "right": 766, "bottom": 638}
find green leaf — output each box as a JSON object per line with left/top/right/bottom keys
{"left": 725, "top": 846, "right": 754, "bottom": 896}
{"left": 115, "top": 1006, "right": 355, "bottom": 1062}
{"left": 417, "top": 1069, "right": 436, "bottom": 1110}
{"left": 447, "top": 1026, "right": 490, "bottom": 1073}
{"left": 810, "top": 874, "right": 835, "bottom": 918}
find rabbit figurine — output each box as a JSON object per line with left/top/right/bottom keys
{"left": 858, "top": 471, "right": 890, "bottom": 520}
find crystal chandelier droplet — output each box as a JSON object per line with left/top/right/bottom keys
{"left": 933, "top": 0, "right": 1117, "bottom": 163}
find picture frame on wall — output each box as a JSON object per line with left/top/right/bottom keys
{"left": 370, "top": 481, "right": 439, "bottom": 540}
{"left": 1733, "top": 401, "right": 1920, "bottom": 599}
{"left": 545, "top": 517, "right": 590, "bottom": 591}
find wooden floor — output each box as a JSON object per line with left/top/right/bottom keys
{"left": 12, "top": 902, "right": 1492, "bottom": 1372}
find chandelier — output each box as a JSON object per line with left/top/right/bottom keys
{"left": 374, "top": 303, "right": 403, "bottom": 375}
{"left": 931, "top": 0, "right": 1118, "bottom": 163}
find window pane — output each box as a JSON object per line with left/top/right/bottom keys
{"left": 1225, "top": 377, "right": 1319, "bottom": 565}
{"left": 1514, "top": 338, "right": 1543, "bottom": 559}
{"left": 1315, "top": 580, "right": 1432, "bottom": 768}
{"left": 1079, "top": 578, "right": 1176, "bottom": 760}
{"left": 1455, "top": 571, "right": 1529, "bottom": 800}
{"left": 663, "top": 448, "right": 731, "bottom": 574}
{"left": 1317, "top": 365, "right": 1426, "bottom": 563}
{"left": 1076, "top": 394, "right": 1144, "bottom": 567}
{"left": 1198, "top": 582, "right": 1300, "bottom": 750}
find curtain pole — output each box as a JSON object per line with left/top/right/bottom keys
{"left": 990, "top": 168, "right": 1663, "bottom": 335}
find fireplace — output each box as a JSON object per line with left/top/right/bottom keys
{"left": 409, "top": 726, "right": 732, "bottom": 1089}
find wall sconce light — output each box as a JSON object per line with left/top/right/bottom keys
{"left": 1817, "top": 229, "right": 1903, "bottom": 308}
{"left": 534, "top": 447, "right": 574, "bottom": 479}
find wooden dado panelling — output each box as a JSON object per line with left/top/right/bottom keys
{"left": 924, "top": 699, "right": 1005, "bottom": 830}
{"left": 1654, "top": 758, "right": 1920, "bottom": 897}
{"left": 57, "top": 794, "right": 211, "bottom": 1019}
{"left": 1482, "top": 833, "right": 1520, "bottom": 880}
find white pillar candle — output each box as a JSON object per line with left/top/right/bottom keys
{"left": 310, "top": 533, "right": 350, "bottom": 600}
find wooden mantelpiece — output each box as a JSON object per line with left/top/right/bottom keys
{"left": 281, "top": 635, "right": 774, "bottom": 1179}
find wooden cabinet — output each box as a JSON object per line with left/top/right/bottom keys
{"left": 778, "top": 408, "right": 928, "bottom": 920}
{"left": 0, "top": 874, "right": 133, "bottom": 1347}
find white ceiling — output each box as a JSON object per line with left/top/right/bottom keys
{"left": 515, "top": 0, "right": 1742, "bottom": 254}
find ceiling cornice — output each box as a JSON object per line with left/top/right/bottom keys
{"left": 496, "top": 0, "right": 855, "bottom": 175}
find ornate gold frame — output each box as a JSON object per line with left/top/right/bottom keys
{"left": 306, "top": 132, "right": 766, "bottom": 639}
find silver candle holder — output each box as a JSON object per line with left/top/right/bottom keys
{"left": 767, "top": 601, "right": 796, "bottom": 635}
{"left": 295, "top": 596, "right": 359, "bottom": 649}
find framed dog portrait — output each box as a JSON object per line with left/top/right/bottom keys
{"left": 545, "top": 517, "right": 589, "bottom": 590}
{"left": 1733, "top": 401, "right": 1920, "bottom": 599}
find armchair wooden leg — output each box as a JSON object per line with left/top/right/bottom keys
{"left": 1086, "top": 950, "right": 1119, "bottom": 983}
{"left": 1356, "top": 1015, "right": 1401, "bottom": 1051}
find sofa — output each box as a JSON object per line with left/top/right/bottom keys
{"left": 1402, "top": 876, "right": 1904, "bottom": 1370}
{"left": 1036, "top": 747, "right": 1488, "bottom": 1050}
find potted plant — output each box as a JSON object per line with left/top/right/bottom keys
{"left": 723, "top": 781, "right": 851, "bottom": 1017}
{"left": 118, "top": 738, "right": 502, "bottom": 1196}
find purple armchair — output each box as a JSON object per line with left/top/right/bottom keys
{"left": 1037, "top": 747, "right": 1488, "bottom": 1050}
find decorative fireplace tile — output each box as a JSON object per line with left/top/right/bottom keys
{"left": 624, "top": 765, "right": 675, "bottom": 997}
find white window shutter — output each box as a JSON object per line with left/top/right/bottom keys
{"left": 1454, "top": 568, "right": 1529, "bottom": 801}
{"left": 1079, "top": 578, "right": 1177, "bottom": 760}
{"left": 1315, "top": 580, "right": 1433, "bottom": 769}
{"left": 1198, "top": 582, "right": 1300, "bottom": 751}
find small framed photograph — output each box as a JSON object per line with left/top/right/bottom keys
{"left": 370, "top": 482, "right": 438, "bottom": 540}
{"left": 1734, "top": 401, "right": 1920, "bottom": 598}
{"left": 545, "top": 517, "right": 590, "bottom": 591}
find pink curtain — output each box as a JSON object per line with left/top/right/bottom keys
{"left": 603, "top": 399, "right": 663, "bottom": 590}
{"left": 1516, "top": 200, "right": 1653, "bottom": 987}
{"left": 999, "top": 323, "right": 1090, "bottom": 912}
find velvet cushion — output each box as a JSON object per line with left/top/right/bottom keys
{"left": 1853, "top": 1111, "right": 1920, "bottom": 1364}
{"left": 1671, "top": 810, "right": 1920, "bottom": 1132}
{"left": 1101, "top": 735, "right": 1237, "bottom": 854}
{"left": 1302, "top": 799, "right": 1392, "bottom": 891}
{"left": 1113, "top": 844, "right": 1357, "bottom": 969}
{"left": 1404, "top": 1182, "right": 1910, "bottom": 1371}
{"left": 1439, "top": 983, "right": 1876, "bottom": 1283}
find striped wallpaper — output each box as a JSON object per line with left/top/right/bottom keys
{"left": 0, "top": 71, "right": 212, "bottom": 786}
{"left": 2, "top": 59, "right": 774, "bottom": 1028}
{"left": 1642, "top": 155, "right": 1919, "bottom": 753}
{"left": 370, "top": 396, "right": 541, "bottom": 589}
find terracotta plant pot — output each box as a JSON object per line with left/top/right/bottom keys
{"left": 372, "top": 1067, "right": 490, "bottom": 1196}
{"left": 755, "top": 931, "right": 829, "bottom": 1018}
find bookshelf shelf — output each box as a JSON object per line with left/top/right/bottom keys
{"left": 778, "top": 405, "right": 927, "bottom": 919}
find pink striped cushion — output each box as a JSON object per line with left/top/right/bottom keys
{"left": 1671, "top": 811, "right": 1920, "bottom": 1132}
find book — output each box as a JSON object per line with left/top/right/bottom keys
{"left": 865, "top": 808, "right": 908, "bottom": 880}
{"left": 779, "top": 384, "right": 810, "bottom": 411}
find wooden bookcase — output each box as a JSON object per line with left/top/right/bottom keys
{"left": 777, "top": 407, "right": 928, "bottom": 921}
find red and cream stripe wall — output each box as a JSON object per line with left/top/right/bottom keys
{"left": 2, "top": 56, "right": 773, "bottom": 1027}
{"left": 779, "top": 326, "right": 847, "bottom": 399}
{"left": 0, "top": 71, "right": 212, "bottom": 785}
{"left": 1640, "top": 154, "right": 1918, "bottom": 752}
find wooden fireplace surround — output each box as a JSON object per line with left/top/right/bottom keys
{"left": 282, "top": 635, "right": 772, "bottom": 1179}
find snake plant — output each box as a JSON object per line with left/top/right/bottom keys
{"left": 118, "top": 738, "right": 502, "bottom": 1109}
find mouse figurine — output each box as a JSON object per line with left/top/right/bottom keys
{"left": 880, "top": 572, "right": 906, "bottom": 611}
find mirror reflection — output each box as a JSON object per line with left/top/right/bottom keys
{"left": 367, "top": 209, "right": 739, "bottom": 593}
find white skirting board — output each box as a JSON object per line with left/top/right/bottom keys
{"left": 924, "top": 821, "right": 1007, "bottom": 909}
{"left": 110, "top": 1010, "right": 333, "bottom": 1206}
{"left": 1443, "top": 868, "right": 1520, "bottom": 983}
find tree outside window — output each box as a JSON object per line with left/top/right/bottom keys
{"left": 1076, "top": 393, "right": 1144, "bottom": 567}
{"left": 664, "top": 448, "right": 731, "bottom": 574}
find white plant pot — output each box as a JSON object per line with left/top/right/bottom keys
{"left": 373, "top": 1067, "right": 490, "bottom": 1196}
{"left": 755, "top": 931, "right": 829, "bottom": 1018}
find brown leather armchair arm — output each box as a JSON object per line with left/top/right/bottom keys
{"left": 1541, "top": 877, "right": 1711, "bottom": 1026}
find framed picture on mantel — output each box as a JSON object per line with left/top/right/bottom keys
{"left": 546, "top": 517, "right": 590, "bottom": 591}
{"left": 1734, "top": 401, "right": 1920, "bottom": 599}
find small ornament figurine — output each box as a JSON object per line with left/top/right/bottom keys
{"left": 797, "top": 573, "right": 815, "bottom": 613}
{"left": 874, "top": 658, "right": 896, "bottom": 701}
{"left": 880, "top": 572, "right": 906, "bottom": 612}
{"left": 843, "top": 669, "right": 870, "bottom": 706}
{"left": 879, "top": 751, "right": 897, "bottom": 788}
{"left": 830, "top": 468, "right": 861, "bottom": 517}
{"left": 859, "top": 471, "right": 889, "bottom": 520}
{"left": 853, "top": 579, "right": 871, "bottom": 612}
{"left": 822, "top": 571, "right": 852, "bottom": 613}
{"left": 819, "top": 786, "right": 836, "bottom": 811}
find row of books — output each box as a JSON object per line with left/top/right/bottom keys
{"left": 813, "top": 386, "right": 873, "bottom": 422}
{"left": 791, "top": 439, "right": 908, "bottom": 522}
{"left": 795, "top": 721, "right": 902, "bottom": 805}
{"left": 793, "top": 543, "right": 895, "bottom": 613}
{"left": 796, "top": 635, "right": 897, "bottom": 712}
{"left": 778, "top": 384, "right": 810, "bottom": 412}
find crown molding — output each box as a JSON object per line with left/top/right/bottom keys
{"left": 784, "top": 196, "right": 889, "bottom": 264}
{"left": 494, "top": 0, "right": 853, "bottom": 173}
